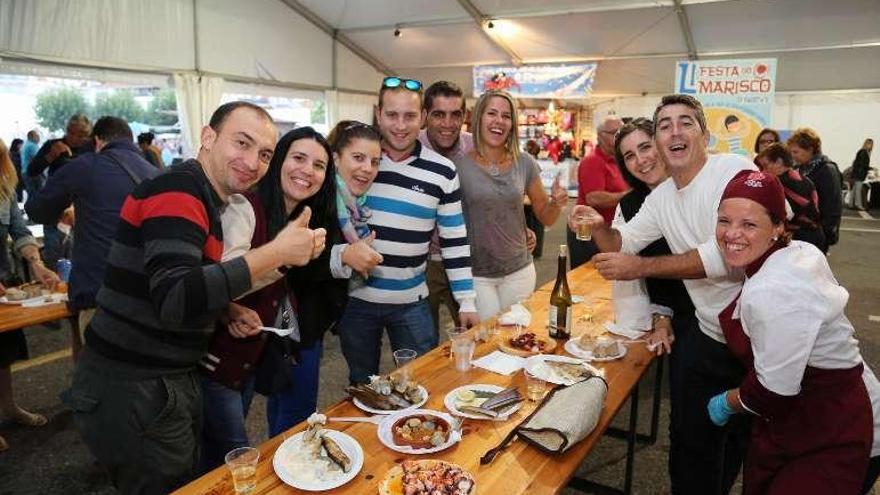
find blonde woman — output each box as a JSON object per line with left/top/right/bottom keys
{"left": 454, "top": 90, "right": 567, "bottom": 320}
{"left": 0, "top": 138, "right": 59, "bottom": 452}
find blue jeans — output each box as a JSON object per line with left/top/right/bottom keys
{"left": 338, "top": 297, "right": 436, "bottom": 385}
{"left": 199, "top": 375, "right": 255, "bottom": 473}
{"left": 266, "top": 342, "right": 322, "bottom": 437}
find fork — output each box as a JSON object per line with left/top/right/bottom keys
{"left": 326, "top": 416, "right": 384, "bottom": 425}
{"left": 260, "top": 326, "right": 294, "bottom": 337}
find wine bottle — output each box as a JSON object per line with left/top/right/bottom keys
{"left": 548, "top": 244, "right": 573, "bottom": 339}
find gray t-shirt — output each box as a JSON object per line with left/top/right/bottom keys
{"left": 455, "top": 152, "right": 540, "bottom": 278}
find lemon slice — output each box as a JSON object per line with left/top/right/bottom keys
{"left": 457, "top": 389, "right": 476, "bottom": 403}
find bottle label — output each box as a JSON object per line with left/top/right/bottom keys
{"left": 548, "top": 306, "right": 572, "bottom": 338}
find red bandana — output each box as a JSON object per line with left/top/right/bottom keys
{"left": 721, "top": 170, "right": 786, "bottom": 221}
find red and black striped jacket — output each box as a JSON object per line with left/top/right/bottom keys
{"left": 84, "top": 159, "right": 252, "bottom": 374}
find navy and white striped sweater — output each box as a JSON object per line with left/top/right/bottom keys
{"left": 351, "top": 141, "right": 476, "bottom": 312}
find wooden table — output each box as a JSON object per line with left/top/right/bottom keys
{"left": 175, "top": 264, "right": 656, "bottom": 495}
{"left": 0, "top": 299, "right": 74, "bottom": 334}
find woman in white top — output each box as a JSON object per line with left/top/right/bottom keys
{"left": 707, "top": 170, "right": 880, "bottom": 494}
{"left": 454, "top": 90, "right": 567, "bottom": 320}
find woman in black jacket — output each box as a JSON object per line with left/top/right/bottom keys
{"left": 787, "top": 127, "right": 843, "bottom": 252}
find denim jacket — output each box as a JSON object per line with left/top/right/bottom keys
{"left": 0, "top": 196, "right": 38, "bottom": 281}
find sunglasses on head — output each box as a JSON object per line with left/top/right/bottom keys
{"left": 382, "top": 76, "right": 422, "bottom": 92}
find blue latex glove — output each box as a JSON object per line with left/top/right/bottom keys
{"left": 708, "top": 392, "right": 735, "bottom": 426}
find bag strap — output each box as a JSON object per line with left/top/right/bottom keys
{"left": 103, "top": 149, "right": 147, "bottom": 185}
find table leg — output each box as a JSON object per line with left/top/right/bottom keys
{"left": 623, "top": 382, "right": 639, "bottom": 495}
{"left": 647, "top": 356, "right": 663, "bottom": 444}
{"left": 566, "top": 384, "right": 641, "bottom": 495}
{"left": 607, "top": 356, "right": 663, "bottom": 445}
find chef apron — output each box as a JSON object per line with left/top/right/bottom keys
{"left": 719, "top": 294, "right": 872, "bottom": 495}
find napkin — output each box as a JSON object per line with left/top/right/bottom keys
{"left": 611, "top": 279, "right": 653, "bottom": 333}
{"left": 603, "top": 321, "right": 645, "bottom": 341}
{"left": 498, "top": 303, "right": 531, "bottom": 327}
{"left": 472, "top": 351, "right": 526, "bottom": 376}
{"left": 21, "top": 293, "right": 67, "bottom": 308}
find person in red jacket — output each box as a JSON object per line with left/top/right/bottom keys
{"left": 569, "top": 115, "right": 628, "bottom": 267}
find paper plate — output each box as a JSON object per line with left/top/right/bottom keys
{"left": 377, "top": 409, "right": 461, "bottom": 454}
{"left": 564, "top": 339, "right": 627, "bottom": 362}
{"left": 273, "top": 430, "right": 363, "bottom": 491}
{"left": 379, "top": 459, "right": 475, "bottom": 495}
{"left": 443, "top": 384, "right": 522, "bottom": 421}
{"left": 524, "top": 354, "right": 603, "bottom": 386}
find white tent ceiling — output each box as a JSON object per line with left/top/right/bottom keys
{"left": 295, "top": 0, "right": 880, "bottom": 95}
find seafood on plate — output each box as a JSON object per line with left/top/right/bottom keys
{"left": 391, "top": 415, "right": 450, "bottom": 449}
{"left": 379, "top": 459, "right": 475, "bottom": 495}
{"left": 346, "top": 374, "right": 426, "bottom": 411}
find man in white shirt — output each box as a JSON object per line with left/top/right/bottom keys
{"left": 571, "top": 94, "right": 757, "bottom": 495}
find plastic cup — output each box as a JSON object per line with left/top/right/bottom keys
{"left": 392, "top": 348, "right": 417, "bottom": 368}
{"left": 524, "top": 372, "right": 548, "bottom": 402}
{"left": 392, "top": 348, "right": 418, "bottom": 384}
{"left": 575, "top": 214, "right": 592, "bottom": 241}
{"left": 225, "top": 447, "right": 259, "bottom": 494}
{"left": 450, "top": 331, "right": 475, "bottom": 372}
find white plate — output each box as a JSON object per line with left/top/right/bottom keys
{"left": 273, "top": 430, "right": 364, "bottom": 491}
{"left": 564, "top": 339, "right": 627, "bottom": 362}
{"left": 352, "top": 385, "right": 429, "bottom": 415}
{"left": 0, "top": 293, "right": 64, "bottom": 305}
{"left": 443, "top": 384, "right": 522, "bottom": 421}
{"left": 524, "top": 354, "right": 604, "bottom": 386}
{"left": 378, "top": 409, "right": 462, "bottom": 454}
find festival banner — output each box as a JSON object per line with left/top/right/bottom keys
{"left": 473, "top": 63, "right": 597, "bottom": 99}
{"left": 675, "top": 58, "right": 777, "bottom": 156}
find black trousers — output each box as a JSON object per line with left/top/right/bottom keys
{"left": 62, "top": 350, "right": 202, "bottom": 495}
{"left": 566, "top": 228, "right": 599, "bottom": 269}
{"left": 669, "top": 321, "right": 751, "bottom": 495}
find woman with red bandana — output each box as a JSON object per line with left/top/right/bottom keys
{"left": 708, "top": 170, "right": 880, "bottom": 494}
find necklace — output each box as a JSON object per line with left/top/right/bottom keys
{"left": 475, "top": 150, "right": 510, "bottom": 176}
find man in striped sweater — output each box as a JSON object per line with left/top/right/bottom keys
{"left": 338, "top": 77, "right": 479, "bottom": 385}
{"left": 61, "top": 102, "right": 326, "bottom": 494}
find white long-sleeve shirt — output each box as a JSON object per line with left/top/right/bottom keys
{"left": 616, "top": 153, "right": 756, "bottom": 343}
{"left": 735, "top": 241, "right": 880, "bottom": 455}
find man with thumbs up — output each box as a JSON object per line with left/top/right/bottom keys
{"left": 61, "top": 102, "right": 325, "bottom": 495}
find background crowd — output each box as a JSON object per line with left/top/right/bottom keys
{"left": 0, "top": 78, "right": 876, "bottom": 495}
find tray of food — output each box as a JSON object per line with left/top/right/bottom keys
{"left": 378, "top": 409, "right": 461, "bottom": 454}
{"left": 346, "top": 374, "right": 428, "bottom": 415}
{"left": 443, "top": 384, "right": 522, "bottom": 420}
{"left": 379, "top": 459, "right": 475, "bottom": 495}
{"left": 273, "top": 413, "right": 363, "bottom": 491}
{"left": 524, "top": 354, "right": 603, "bottom": 386}
{"left": 564, "top": 335, "right": 626, "bottom": 362}
{"left": 0, "top": 282, "right": 63, "bottom": 305}
{"left": 497, "top": 332, "right": 556, "bottom": 357}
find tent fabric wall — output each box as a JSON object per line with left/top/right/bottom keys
{"left": 0, "top": 0, "right": 384, "bottom": 94}
{"left": 195, "top": 0, "right": 333, "bottom": 88}
{"left": 591, "top": 92, "right": 880, "bottom": 170}
{"left": 0, "top": 0, "right": 194, "bottom": 71}
{"left": 173, "top": 73, "right": 224, "bottom": 156}
{"left": 326, "top": 90, "right": 376, "bottom": 127}
{"left": 334, "top": 41, "right": 384, "bottom": 93}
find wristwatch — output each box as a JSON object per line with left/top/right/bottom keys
{"left": 652, "top": 313, "right": 672, "bottom": 325}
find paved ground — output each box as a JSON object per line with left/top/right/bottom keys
{"left": 2, "top": 205, "right": 879, "bottom": 495}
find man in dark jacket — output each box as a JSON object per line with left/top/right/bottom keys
{"left": 850, "top": 138, "right": 873, "bottom": 210}
{"left": 27, "top": 114, "right": 94, "bottom": 270}
{"left": 26, "top": 116, "right": 160, "bottom": 358}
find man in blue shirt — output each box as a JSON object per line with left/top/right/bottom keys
{"left": 26, "top": 116, "right": 158, "bottom": 357}
{"left": 20, "top": 130, "right": 41, "bottom": 199}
